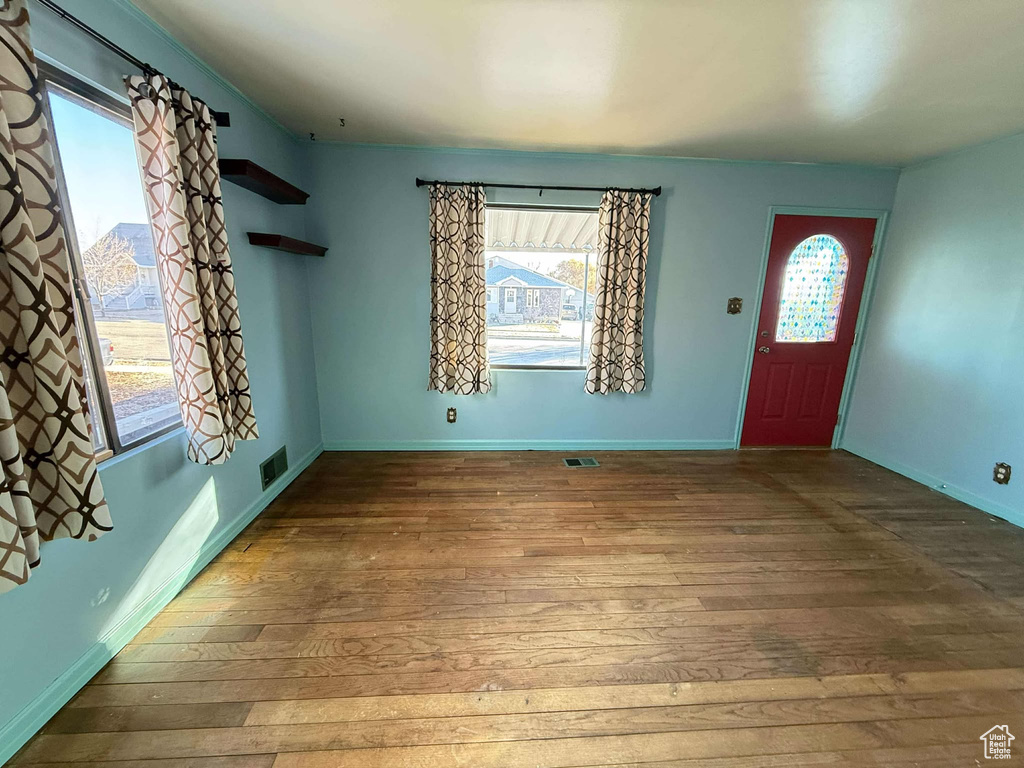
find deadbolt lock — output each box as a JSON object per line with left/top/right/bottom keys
{"left": 757, "top": 346, "right": 770, "bottom": 354}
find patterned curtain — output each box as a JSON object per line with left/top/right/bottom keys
{"left": 427, "top": 184, "right": 490, "bottom": 394}
{"left": 125, "top": 74, "right": 258, "bottom": 464}
{"left": 585, "top": 190, "right": 653, "bottom": 395}
{"left": 0, "top": 0, "right": 111, "bottom": 593}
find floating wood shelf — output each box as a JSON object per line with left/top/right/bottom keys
{"left": 247, "top": 232, "right": 327, "bottom": 257}
{"left": 220, "top": 159, "right": 309, "bottom": 205}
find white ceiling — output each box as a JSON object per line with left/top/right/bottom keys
{"left": 131, "top": 0, "right": 1024, "bottom": 166}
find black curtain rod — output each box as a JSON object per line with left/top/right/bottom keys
{"left": 416, "top": 178, "right": 661, "bottom": 197}
{"left": 35, "top": 0, "right": 230, "bottom": 126}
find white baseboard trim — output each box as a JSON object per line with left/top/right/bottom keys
{"left": 843, "top": 444, "right": 1022, "bottom": 529}
{"left": 324, "top": 439, "right": 736, "bottom": 452}
{"left": 0, "top": 442, "right": 324, "bottom": 765}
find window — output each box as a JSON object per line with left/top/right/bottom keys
{"left": 40, "top": 66, "right": 181, "bottom": 456}
{"left": 775, "top": 234, "right": 850, "bottom": 343}
{"left": 485, "top": 205, "right": 598, "bottom": 368}
{"left": 486, "top": 288, "right": 497, "bottom": 303}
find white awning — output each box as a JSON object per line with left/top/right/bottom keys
{"left": 486, "top": 208, "right": 598, "bottom": 253}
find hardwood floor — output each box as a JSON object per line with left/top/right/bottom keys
{"left": 11, "top": 450, "right": 1024, "bottom": 767}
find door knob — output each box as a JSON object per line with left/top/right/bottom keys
{"left": 757, "top": 346, "right": 770, "bottom": 354}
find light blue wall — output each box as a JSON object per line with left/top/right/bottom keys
{"left": 0, "top": 0, "right": 322, "bottom": 750}
{"left": 842, "top": 133, "right": 1024, "bottom": 526}
{"left": 304, "top": 143, "right": 899, "bottom": 449}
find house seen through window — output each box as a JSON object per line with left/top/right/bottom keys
{"left": 43, "top": 71, "right": 181, "bottom": 456}
{"left": 485, "top": 206, "right": 599, "bottom": 368}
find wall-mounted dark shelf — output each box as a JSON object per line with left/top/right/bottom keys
{"left": 220, "top": 159, "right": 309, "bottom": 205}
{"left": 247, "top": 232, "right": 327, "bottom": 257}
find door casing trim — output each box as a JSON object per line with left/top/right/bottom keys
{"left": 733, "top": 206, "right": 891, "bottom": 449}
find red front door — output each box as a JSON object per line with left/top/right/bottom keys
{"left": 741, "top": 214, "right": 876, "bottom": 447}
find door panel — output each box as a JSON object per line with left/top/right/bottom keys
{"left": 741, "top": 214, "right": 876, "bottom": 447}
{"left": 797, "top": 364, "right": 832, "bottom": 419}
{"left": 762, "top": 363, "right": 794, "bottom": 420}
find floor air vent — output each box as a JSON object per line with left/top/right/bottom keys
{"left": 260, "top": 446, "right": 288, "bottom": 490}
{"left": 563, "top": 457, "right": 600, "bottom": 468}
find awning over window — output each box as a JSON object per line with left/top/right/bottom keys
{"left": 486, "top": 208, "right": 598, "bottom": 253}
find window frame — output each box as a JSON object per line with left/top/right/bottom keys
{"left": 773, "top": 233, "right": 850, "bottom": 344}
{"left": 38, "top": 62, "right": 183, "bottom": 459}
{"left": 485, "top": 202, "right": 599, "bottom": 371}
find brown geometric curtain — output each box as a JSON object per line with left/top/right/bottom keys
{"left": 125, "top": 74, "right": 258, "bottom": 464}
{"left": 585, "top": 190, "right": 653, "bottom": 395}
{"left": 427, "top": 183, "right": 491, "bottom": 394}
{"left": 0, "top": 0, "right": 111, "bottom": 593}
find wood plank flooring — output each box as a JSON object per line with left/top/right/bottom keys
{"left": 11, "top": 450, "right": 1024, "bottom": 767}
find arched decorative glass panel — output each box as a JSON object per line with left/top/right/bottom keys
{"left": 775, "top": 234, "right": 849, "bottom": 343}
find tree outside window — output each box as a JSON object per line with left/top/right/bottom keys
{"left": 81, "top": 232, "right": 138, "bottom": 317}
{"left": 549, "top": 257, "right": 597, "bottom": 294}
